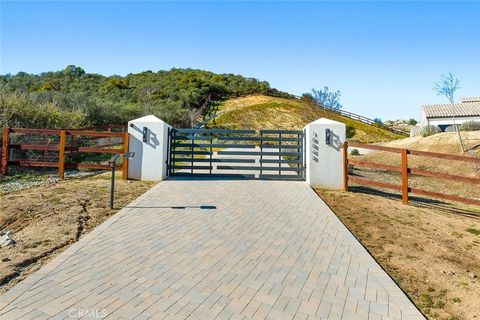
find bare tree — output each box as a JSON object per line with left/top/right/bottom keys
{"left": 433, "top": 72, "right": 465, "bottom": 151}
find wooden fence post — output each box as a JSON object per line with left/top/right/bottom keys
{"left": 58, "top": 130, "right": 66, "bottom": 180}
{"left": 343, "top": 142, "right": 349, "bottom": 192}
{"left": 122, "top": 133, "right": 130, "bottom": 180}
{"left": 401, "top": 149, "right": 409, "bottom": 204}
{"left": 1, "top": 128, "right": 11, "bottom": 176}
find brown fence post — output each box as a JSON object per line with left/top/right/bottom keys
{"left": 122, "top": 133, "right": 130, "bottom": 180}
{"left": 401, "top": 149, "right": 409, "bottom": 204}
{"left": 343, "top": 142, "right": 349, "bottom": 191}
{"left": 58, "top": 130, "right": 66, "bottom": 180}
{"left": 1, "top": 128, "right": 11, "bottom": 176}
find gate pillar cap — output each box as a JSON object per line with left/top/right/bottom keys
{"left": 306, "top": 118, "right": 343, "bottom": 126}
{"left": 128, "top": 115, "right": 166, "bottom": 124}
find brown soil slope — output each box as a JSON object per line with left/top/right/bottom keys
{"left": 207, "top": 95, "right": 405, "bottom": 143}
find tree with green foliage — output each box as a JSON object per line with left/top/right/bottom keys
{"left": 63, "top": 65, "right": 86, "bottom": 79}
{"left": 0, "top": 66, "right": 292, "bottom": 129}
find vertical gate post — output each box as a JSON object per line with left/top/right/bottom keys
{"left": 122, "top": 132, "right": 130, "bottom": 180}
{"left": 304, "top": 118, "right": 346, "bottom": 189}
{"left": 166, "top": 127, "right": 171, "bottom": 176}
{"left": 1, "top": 128, "right": 11, "bottom": 176}
{"left": 58, "top": 130, "right": 67, "bottom": 180}
{"left": 343, "top": 142, "right": 349, "bottom": 192}
{"left": 127, "top": 115, "right": 172, "bottom": 181}
{"left": 401, "top": 149, "right": 409, "bottom": 204}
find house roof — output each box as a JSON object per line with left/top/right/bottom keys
{"left": 422, "top": 101, "right": 480, "bottom": 118}
{"left": 462, "top": 97, "right": 480, "bottom": 103}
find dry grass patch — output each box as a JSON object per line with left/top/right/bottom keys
{"left": 0, "top": 173, "right": 155, "bottom": 294}
{"left": 210, "top": 95, "right": 404, "bottom": 143}
{"left": 316, "top": 190, "right": 480, "bottom": 320}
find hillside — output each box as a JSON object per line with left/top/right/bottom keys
{"left": 355, "top": 131, "right": 480, "bottom": 181}
{"left": 0, "top": 67, "right": 291, "bottom": 130}
{"left": 204, "top": 95, "right": 405, "bottom": 143}
{"left": 379, "top": 131, "right": 480, "bottom": 155}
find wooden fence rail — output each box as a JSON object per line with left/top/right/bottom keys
{"left": 292, "top": 95, "right": 409, "bottom": 136}
{"left": 343, "top": 142, "right": 480, "bottom": 206}
{"left": 1, "top": 128, "right": 130, "bottom": 180}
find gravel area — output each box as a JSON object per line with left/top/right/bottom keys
{"left": 0, "top": 171, "right": 105, "bottom": 195}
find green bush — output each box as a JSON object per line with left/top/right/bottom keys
{"left": 0, "top": 89, "right": 87, "bottom": 129}
{"left": 408, "top": 118, "right": 418, "bottom": 125}
{"left": 421, "top": 125, "right": 442, "bottom": 137}
{"left": 459, "top": 121, "right": 480, "bottom": 131}
{"left": 350, "top": 148, "right": 360, "bottom": 155}
{"left": 346, "top": 125, "right": 356, "bottom": 139}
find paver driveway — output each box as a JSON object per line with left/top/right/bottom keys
{"left": 0, "top": 179, "right": 424, "bottom": 320}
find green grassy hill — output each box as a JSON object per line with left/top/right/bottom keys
{"left": 204, "top": 95, "right": 404, "bottom": 143}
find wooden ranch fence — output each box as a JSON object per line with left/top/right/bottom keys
{"left": 342, "top": 142, "right": 480, "bottom": 206}
{"left": 291, "top": 95, "right": 409, "bottom": 136}
{"left": 1, "top": 128, "right": 130, "bottom": 180}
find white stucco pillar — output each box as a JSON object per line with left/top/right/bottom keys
{"left": 127, "top": 115, "right": 171, "bottom": 181}
{"left": 304, "top": 118, "right": 346, "bottom": 189}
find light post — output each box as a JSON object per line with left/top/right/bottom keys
{"left": 109, "top": 152, "right": 135, "bottom": 209}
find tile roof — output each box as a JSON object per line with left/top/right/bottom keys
{"left": 422, "top": 102, "right": 480, "bottom": 118}
{"left": 462, "top": 97, "right": 480, "bottom": 103}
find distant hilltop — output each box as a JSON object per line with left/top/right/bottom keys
{"left": 0, "top": 66, "right": 292, "bottom": 129}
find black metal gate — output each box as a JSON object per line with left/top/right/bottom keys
{"left": 167, "top": 128, "right": 305, "bottom": 180}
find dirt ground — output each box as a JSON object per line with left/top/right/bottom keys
{"left": 0, "top": 173, "right": 155, "bottom": 294}
{"left": 317, "top": 190, "right": 480, "bottom": 320}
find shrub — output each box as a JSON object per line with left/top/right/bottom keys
{"left": 459, "top": 121, "right": 480, "bottom": 131}
{"left": 373, "top": 118, "right": 383, "bottom": 125}
{"left": 421, "top": 125, "right": 442, "bottom": 137}
{"left": 408, "top": 118, "right": 418, "bottom": 125}
{"left": 346, "top": 125, "right": 356, "bottom": 139}
{"left": 350, "top": 149, "right": 360, "bottom": 156}
{"left": 0, "top": 89, "right": 87, "bottom": 129}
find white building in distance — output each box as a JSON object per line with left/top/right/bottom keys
{"left": 421, "top": 97, "right": 480, "bottom": 131}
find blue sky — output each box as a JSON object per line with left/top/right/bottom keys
{"left": 1, "top": 1, "right": 479, "bottom": 120}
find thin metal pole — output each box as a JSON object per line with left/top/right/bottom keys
{"left": 191, "top": 132, "right": 194, "bottom": 173}
{"left": 278, "top": 133, "right": 282, "bottom": 175}
{"left": 166, "top": 127, "right": 171, "bottom": 176}
{"left": 110, "top": 164, "right": 115, "bottom": 209}
{"left": 171, "top": 129, "right": 176, "bottom": 175}
{"left": 260, "top": 132, "right": 263, "bottom": 177}
{"left": 301, "top": 131, "right": 306, "bottom": 180}
{"left": 209, "top": 133, "right": 213, "bottom": 174}
{"left": 297, "top": 133, "right": 301, "bottom": 178}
